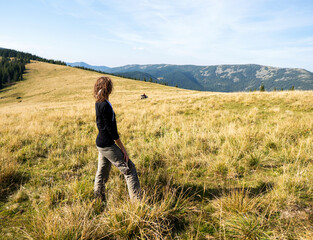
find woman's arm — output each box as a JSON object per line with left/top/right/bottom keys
{"left": 115, "top": 138, "right": 129, "bottom": 163}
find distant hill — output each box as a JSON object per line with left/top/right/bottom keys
{"left": 67, "top": 62, "right": 110, "bottom": 72}
{"left": 158, "top": 70, "right": 204, "bottom": 90}
{"left": 69, "top": 62, "right": 313, "bottom": 92}
{"left": 114, "top": 71, "right": 158, "bottom": 82}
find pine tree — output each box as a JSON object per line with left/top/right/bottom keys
{"left": 260, "top": 84, "right": 265, "bottom": 92}
{"left": 0, "top": 71, "right": 2, "bottom": 89}
{"left": 2, "top": 68, "right": 8, "bottom": 84}
{"left": 13, "top": 71, "right": 19, "bottom": 82}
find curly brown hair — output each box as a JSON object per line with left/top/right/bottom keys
{"left": 94, "top": 76, "right": 113, "bottom": 102}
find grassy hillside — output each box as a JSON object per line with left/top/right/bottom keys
{"left": 0, "top": 61, "right": 313, "bottom": 239}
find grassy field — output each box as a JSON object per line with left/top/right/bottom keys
{"left": 0, "top": 61, "right": 313, "bottom": 239}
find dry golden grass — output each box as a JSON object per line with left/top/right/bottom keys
{"left": 0, "top": 61, "right": 313, "bottom": 239}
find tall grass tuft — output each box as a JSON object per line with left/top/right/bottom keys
{"left": 99, "top": 188, "right": 191, "bottom": 239}
{"left": 211, "top": 189, "right": 276, "bottom": 239}
{"left": 22, "top": 202, "right": 100, "bottom": 240}
{"left": 22, "top": 187, "right": 192, "bottom": 240}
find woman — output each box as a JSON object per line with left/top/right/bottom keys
{"left": 93, "top": 76, "right": 141, "bottom": 202}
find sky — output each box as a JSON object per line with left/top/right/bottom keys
{"left": 1, "top": 0, "right": 313, "bottom": 71}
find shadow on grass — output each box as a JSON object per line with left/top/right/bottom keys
{"left": 0, "top": 171, "right": 30, "bottom": 201}
{"left": 0, "top": 82, "right": 18, "bottom": 93}
{"left": 173, "top": 181, "right": 275, "bottom": 201}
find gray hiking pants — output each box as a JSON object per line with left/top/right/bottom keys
{"left": 94, "top": 144, "right": 141, "bottom": 200}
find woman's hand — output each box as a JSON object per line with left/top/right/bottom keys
{"left": 115, "top": 138, "right": 129, "bottom": 163}
{"left": 122, "top": 149, "right": 129, "bottom": 163}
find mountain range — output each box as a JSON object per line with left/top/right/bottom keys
{"left": 67, "top": 62, "right": 110, "bottom": 72}
{"left": 67, "top": 62, "right": 313, "bottom": 92}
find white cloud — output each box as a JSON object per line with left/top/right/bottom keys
{"left": 133, "top": 47, "right": 145, "bottom": 51}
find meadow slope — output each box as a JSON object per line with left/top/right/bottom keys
{"left": 0, "top": 61, "right": 313, "bottom": 239}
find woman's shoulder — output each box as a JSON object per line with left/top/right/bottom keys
{"left": 96, "top": 100, "right": 111, "bottom": 111}
{"left": 96, "top": 100, "right": 109, "bottom": 106}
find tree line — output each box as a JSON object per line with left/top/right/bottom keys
{"left": 0, "top": 48, "right": 66, "bottom": 65}
{"left": 0, "top": 48, "right": 66, "bottom": 90}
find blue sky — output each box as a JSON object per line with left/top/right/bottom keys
{"left": 1, "top": 0, "right": 313, "bottom": 71}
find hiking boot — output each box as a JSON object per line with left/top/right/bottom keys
{"left": 94, "top": 189, "right": 106, "bottom": 202}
